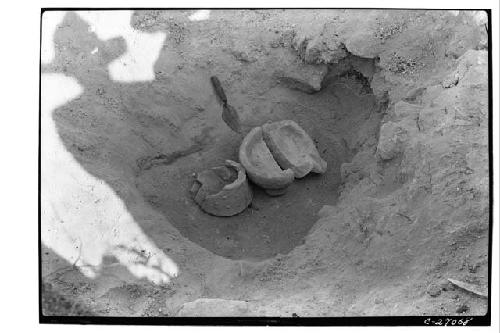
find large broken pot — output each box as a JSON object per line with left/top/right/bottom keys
{"left": 190, "top": 160, "right": 252, "bottom": 216}
{"left": 262, "top": 120, "right": 327, "bottom": 178}
{"left": 239, "top": 120, "right": 327, "bottom": 196}
{"left": 239, "top": 126, "right": 295, "bottom": 196}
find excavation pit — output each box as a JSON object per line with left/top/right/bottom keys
{"left": 135, "top": 73, "right": 380, "bottom": 260}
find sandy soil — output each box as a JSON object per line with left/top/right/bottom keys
{"left": 41, "top": 9, "right": 489, "bottom": 317}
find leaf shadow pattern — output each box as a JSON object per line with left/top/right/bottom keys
{"left": 40, "top": 11, "right": 205, "bottom": 287}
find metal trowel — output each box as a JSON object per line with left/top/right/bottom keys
{"left": 222, "top": 103, "right": 242, "bottom": 133}
{"left": 210, "top": 75, "right": 242, "bottom": 134}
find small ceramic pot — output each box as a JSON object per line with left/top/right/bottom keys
{"left": 190, "top": 160, "right": 252, "bottom": 216}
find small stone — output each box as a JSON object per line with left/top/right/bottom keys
{"left": 427, "top": 284, "right": 442, "bottom": 297}
{"left": 439, "top": 281, "right": 454, "bottom": 291}
{"left": 177, "top": 298, "right": 250, "bottom": 316}
{"left": 442, "top": 72, "right": 460, "bottom": 88}
{"left": 456, "top": 303, "right": 469, "bottom": 313}
{"left": 275, "top": 63, "right": 328, "bottom": 94}
{"left": 292, "top": 32, "right": 346, "bottom": 64}
{"left": 468, "top": 263, "right": 480, "bottom": 273}
{"left": 376, "top": 121, "right": 408, "bottom": 160}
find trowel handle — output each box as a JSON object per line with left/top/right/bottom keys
{"left": 210, "top": 76, "right": 228, "bottom": 106}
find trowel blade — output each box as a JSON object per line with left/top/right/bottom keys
{"left": 222, "top": 103, "right": 242, "bottom": 133}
